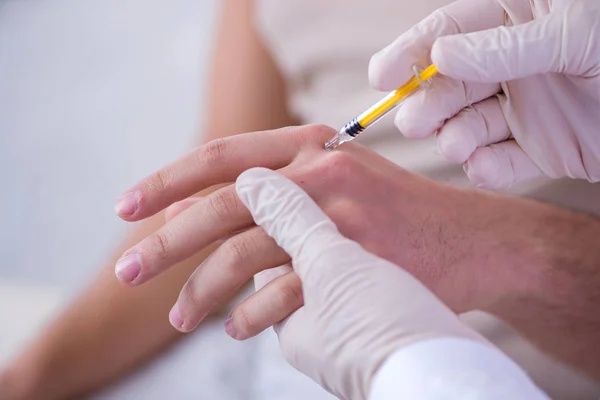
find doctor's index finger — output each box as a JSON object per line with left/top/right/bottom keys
{"left": 432, "top": 1, "right": 600, "bottom": 82}
{"left": 235, "top": 168, "right": 351, "bottom": 284}
{"left": 369, "top": 0, "right": 505, "bottom": 91}
{"left": 114, "top": 124, "right": 335, "bottom": 222}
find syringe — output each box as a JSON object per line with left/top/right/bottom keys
{"left": 325, "top": 64, "right": 438, "bottom": 150}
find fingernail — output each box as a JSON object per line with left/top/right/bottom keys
{"left": 114, "top": 192, "right": 138, "bottom": 217}
{"left": 463, "top": 162, "right": 469, "bottom": 174}
{"left": 224, "top": 316, "right": 237, "bottom": 339}
{"left": 115, "top": 253, "right": 141, "bottom": 283}
{"left": 169, "top": 304, "right": 184, "bottom": 330}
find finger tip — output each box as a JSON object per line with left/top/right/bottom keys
{"left": 169, "top": 304, "right": 185, "bottom": 331}
{"left": 394, "top": 108, "right": 434, "bottom": 139}
{"left": 114, "top": 253, "right": 142, "bottom": 284}
{"left": 224, "top": 316, "right": 239, "bottom": 340}
{"left": 437, "top": 135, "right": 475, "bottom": 164}
{"left": 114, "top": 191, "right": 139, "bottom": 219}
{"left": 368, "top": 55, "right": 395, "bottom": 91}
{"left": 254, "top": 266, "right": 291, "bottom": 291}
{"left": 466, "top": 149, "right": 511, "bottom": 190}
{"left": 368, "top": 52, "right": 417, "bottom": 92}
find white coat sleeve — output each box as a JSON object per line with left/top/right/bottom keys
{"left": 369, "top": 337, "right": 550, "bottom": 400}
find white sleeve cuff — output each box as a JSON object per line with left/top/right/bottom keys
{"left": 369, "top": 337, "right": 549, "bottom": 400}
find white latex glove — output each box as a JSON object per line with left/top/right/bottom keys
{"left": 235, "top": 167, "right": 492, "bottom": 400}
{"left": 369, "top": 0, "right": 600, "bottom": 189}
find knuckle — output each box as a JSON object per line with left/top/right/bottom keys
{"left": 197, "top": 138, "right": 228, "bottom": 166}
{"left": 290, "top": 124, "right": 336, "bottom": 145}
{"left": 275, "top": 276, "right": 304, "bottom": 309}
{"left": 180, "top": 280, "right": 200, "bottom": 309}
{"left": 233, "top": 306, "right": 256, "bottom": 338}
{"left": 307, "top": 123, "right": 336, "bottom": 136}
{"left": 326, "top": 149, "right": 354, "bottom": 166}
{"left": 225, "top": 234, "right": 255, "bottom": 264}
{"left": 207, "top": 188, "right": 241, "bottom": 220}
{"left": 147, "top": 168, "right": 173, "bottom": 194}
{"left": 430, "top": 7, "right": 455, "bottom": 29}
{"left": 320, "top": 151, "right": 359, "bottom": 180}
{"left": 395, "top": 106, "right": 430, "bottom": 139}
{"left": 325, "top": 199, "right": 365, "bottom": 228}
{"left": 151, "top": 229, "right": 172, "bottom": 260}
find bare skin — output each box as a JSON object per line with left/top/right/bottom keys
{"left": 0, "top": 0, "right": 295, "bottom": 398}
{"left": 114, "top": 124, "right": 600, "bottom": 380}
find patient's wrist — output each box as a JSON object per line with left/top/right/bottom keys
{"left": 534, "top": 207, "right": 600, "bottom": 303}
{"left": 488, "top": 203, "right": 600, "bottom": 377}
{"left": 488, "top": 202, "right": 599, "bottom": 311}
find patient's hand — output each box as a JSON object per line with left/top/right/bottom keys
{"left": 113, "top": 124, "right": 556, "bottom": 337}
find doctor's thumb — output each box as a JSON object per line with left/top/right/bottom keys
{"left": 431, "top": 1, "right": 599, "bottom": 83}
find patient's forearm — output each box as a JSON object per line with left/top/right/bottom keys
{"left": 491, "top": 205, "right": 600, "bottom": 380}
{"left": 2, "top": 214, "right": 221, "bottom": 400}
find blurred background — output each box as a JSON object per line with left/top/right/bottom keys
{"left": 0, "top": 0, "right": 217, "bottom": 391}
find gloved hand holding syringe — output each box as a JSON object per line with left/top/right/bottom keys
{"left": 331, "top": 0, "right": 599, "bottom": 191}
{"left": 361, "top": 0, "right": 599, "bottom": 189}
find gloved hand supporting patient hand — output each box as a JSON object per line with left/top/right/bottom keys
{"left": 369, "top": 0, "right": 600, "bottom": 189}
{"left": 115, "top": 124, "right": 600, "bottom": 380}
{"left": 235, "top": 167, "right": 486, "bottom": 400}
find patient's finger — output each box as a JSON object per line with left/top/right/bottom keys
{"left": 115, "top": 125, "right": 335, "bottom": 221}
{"left": 169, "top": 227, "right": 291, "bottom": 332}
{"left": 254, "top": 264, "right": 292, "bottom": 291}
{"left": 165, "top": 198, "right": 201, "bottom": 222}
{"left": 226, "top": 270, "right": 303, "bottom": 340}
{"left": 115, "top": 185, "right": 254, "bottom": 285}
